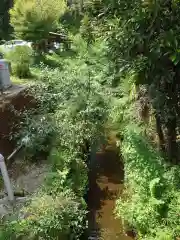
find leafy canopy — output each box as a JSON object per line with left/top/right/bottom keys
{"left": 10, "top": 0, "right": 67, "bottom": 41}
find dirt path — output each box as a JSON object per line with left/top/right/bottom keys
{"left": 87, "top": 139, "right": 133, "bottom": 240}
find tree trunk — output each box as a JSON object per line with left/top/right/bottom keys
{"left": 166, "top": 117, "right": 178, "bottom": 164}
{"left": 155, "top": 114, "right": 165, "bottom": 152}
{"left": 165, "top": 71, "right": 178, "bottom": 164}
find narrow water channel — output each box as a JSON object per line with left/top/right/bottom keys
{"left": 87, "top": 138, "right": 134, "bottom": 240}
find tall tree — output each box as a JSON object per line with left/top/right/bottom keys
{"left": 10, "top": 0, "right": 66, "bottom": 42}
{"left": 0, "top": 0, "right": 13, "bottom": 40}
{"left": 85, "top": 0, "right": 180, "bottom": 163}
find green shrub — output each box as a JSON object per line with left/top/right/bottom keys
{"left": 12, "top": 62, "right": 30, "bottom": 78}
{"left": 10, "top": 191, "right": 87, "bottom": 240}
{"left": 0, "top": 224, "right": 12, "bottom": 240}
{"left": 10, "top": 37, "right": 109, "bottom": 240}
{"left": 10, "top": 0, "right": 66, "bottom": 42}
{"left": 116, "top": 126, "right": 180, "bottom": 239}
{"left": 45, "top": 147, "right": 88, "bottom": 198}
{"left": 14, "top": 110, "right": 55, "bottom": 161}
{"left": 5, "top": 45, "right": 33, "bottom": 78}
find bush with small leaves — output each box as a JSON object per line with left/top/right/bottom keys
{"left": 10, "top": 0, "right": 67, "bottom": 43}
{"left": 9, "top": 191, "right": 87, "bottom": 240}
{"left": 116, "top": 126, "right": 180, "bottom": 238}
{"left": 5, "top": 45, "right": 33, "bottom": 78}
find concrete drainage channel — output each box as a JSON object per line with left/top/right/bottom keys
{"left": 86, "top": 138, "right": 134, "bottom": 240}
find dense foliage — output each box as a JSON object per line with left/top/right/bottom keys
{"left": 4, "top": 45, "right": 33, "bottom": 78}
{"left": 3, "top": 0, "right": 180, "bottom": 239}
{"left": 84, "top": 0, "right": 180, "bottom": 238}
{"left": 6, "top": 191, "right": 86, "bottom": 239}
{"left": 107, "top": 73, "right": 180, "bottom": 239}
{"left": 1, "top": 36, "right": 109, "bottom": 239}
{"left": 116, "top": 125, "right": 180, "bottom": 239}
{"left": 85, "top": 0, "right": 180, "bottom": 164}
{"left": 10, "top": 0, "right": 66, "bottom": 42}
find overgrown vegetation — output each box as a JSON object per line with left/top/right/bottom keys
{"left": 4, "top": 45, "right": 33, "bottom": 78}
{"left": 2, "top": 0, "right": 180, "bottom": 239}
{"left": 10, "top": 0, "right": 66, "bottom": 42}
{"left": 0, "top": 32, "right": 109, "bottom": 239}
{"left": 82, "top": 0, "right": 180, "bottom": 238}
{"left": 116, "top": 126, "right": 180, "bottom": 239}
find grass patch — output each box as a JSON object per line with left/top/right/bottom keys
{"left": 11, "top": 75, "right": 30, "bottom": 85}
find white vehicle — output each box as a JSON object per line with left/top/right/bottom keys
{"left": 0, "top": 40, "right": 32, "bottom": 53}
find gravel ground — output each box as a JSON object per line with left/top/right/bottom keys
{"left": 8, "top": 159, "right": 49, "bottom": 194}
{"left": 0, "top": 158, "right": 49, "bottom": 218}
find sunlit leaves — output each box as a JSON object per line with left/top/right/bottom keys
{"left": 10, "top": 0, "right": 67, "bottom": 41}
{"left": 116, "top": 128, "right": 180, "bottom": 238}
